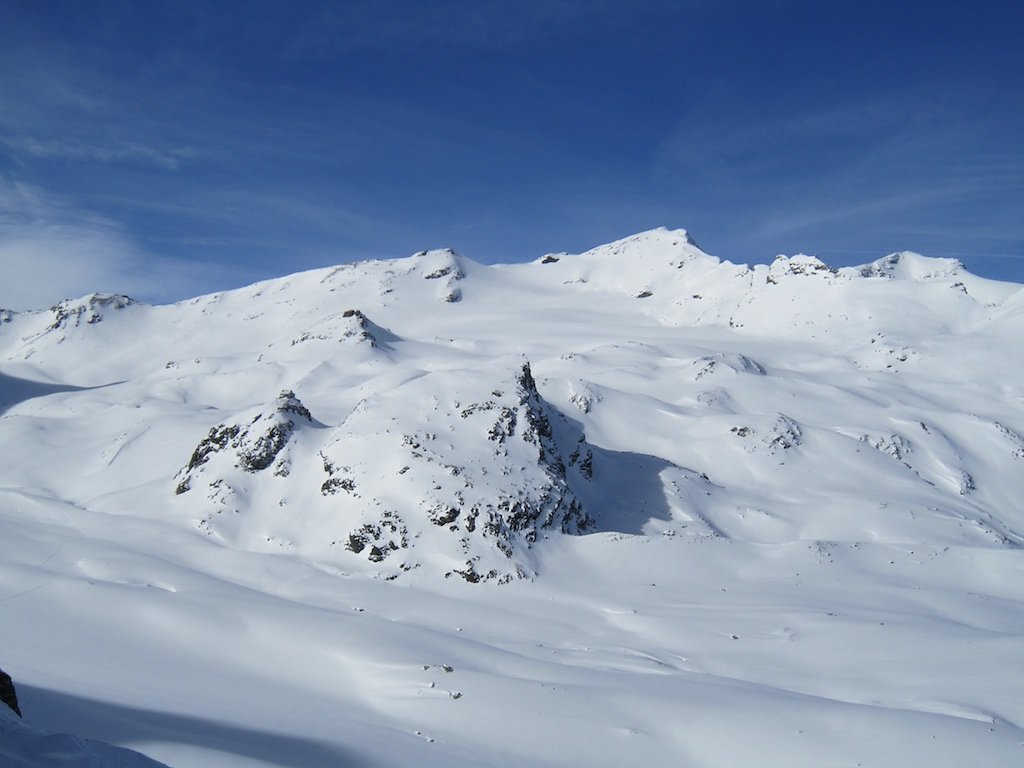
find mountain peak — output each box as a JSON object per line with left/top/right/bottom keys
{"left": 860, "top": 251, "right": 966, "bottom": 281}
{"left": 404, "top": 247, "right": 471, "bottom": 302}
{"left": 768, "top": 253, "right": 837, "bottom": 279}
{"left": 49, "top": 292, "right": 138, "bottom": 330}
{"left": 579, "top": 227, "right": 706, "bottom": 260}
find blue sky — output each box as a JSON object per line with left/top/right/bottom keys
{"left": 1, "top": 0, "right": 1022, "bottom": 308}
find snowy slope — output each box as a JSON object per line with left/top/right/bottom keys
{"left": 0, "top": 699, "right": 170, "bottom": 768}
{"left": 1, "top": 228, "right": 1023, "bottom": 767}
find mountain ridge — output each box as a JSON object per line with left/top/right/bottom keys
{"left": 2, "top": 228, "right": 1024, "bottom": 766}
{"left": 2, "top": 227, "right": 1021, "bottom": 582}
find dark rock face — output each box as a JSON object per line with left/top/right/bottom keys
{"left": 175, "top": 390, "right": 313, "bottom": 494}
{"left": 345, "top": 513, "right": 408, "bottom": 561}
{"left": 48, "top": 293, "right": 136, "bottom": 330}
{"left": 0, "top": 667, "right": 22, "bottom": 717}
{"left": 288, "top": 307, "right": 398, "bottom": 349}
{"left": 434, "top": 362, "right": 594, "bottom": 582}
{"left": 183, "top": 424, "right": 241, "bottom": 476}
{"left": 316, "top": 361, "right": 596, "bottom": 583}
{"left": 510, "top": 363, "right": 595, "bottom": 533}
{"left": 340, "top": 309, "right": 382, "bottom": 347}
{"left": 173, "top": 363, "right": 596, "bottom": 583}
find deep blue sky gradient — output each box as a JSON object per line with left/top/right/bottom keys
{"left": 1, "top": 0, "right": 1022, "bottom": 308}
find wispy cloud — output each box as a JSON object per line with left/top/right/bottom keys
{"left": 1, "top": 135, "right": 196, "bottom": 170}
{"left": 749, "top": 188, "right": 964, "bottom": 239}
{"left": 653, "top": 86, "right": 1024, "bottom": 266}
{"left": 659, "top": 93, "right": 955, "bottom": 182}
{"left": 0, "top": 180, "right": 244, "bottom": 310}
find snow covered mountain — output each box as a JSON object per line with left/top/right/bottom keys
{"left": 2, "top": 228, "right": 1023, "bottom": 767}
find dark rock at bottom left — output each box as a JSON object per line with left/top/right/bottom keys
{"left": 0, "top": 667, "right": 21, "bottom": 717}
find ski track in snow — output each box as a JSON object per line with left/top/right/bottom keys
{"left": 1, "top": 228, "right": 1023, "bottom": 766}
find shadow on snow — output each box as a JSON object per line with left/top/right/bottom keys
{"left": 19, "top": 684, "right": 376, "bottom": 768}
{"left": 0, "top": 373, "right": 91, "bottom": 416}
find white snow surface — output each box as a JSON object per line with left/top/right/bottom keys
{"left": 2, "top": 227, "right": 1024, "bottom": 766}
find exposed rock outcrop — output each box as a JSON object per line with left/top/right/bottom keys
{"left": 319, "top": 361, "right": 596, "bottom": 582}
{"left": 48, "top": 294, "right": 136, "bottom": 330}
{"left": 0, "top": 667, "right": 21, "bottom": 717}
{"left": 288, "top": 308, "right": 397, "bottom": 350}
{"left": 175, "top": 390, "right": 314, "bottom": 495}
{"left": 174, "top": 361, "right": 601, "bottom": 582}
{"left": 412, "top": 248, "right": 466, "bottom": 303}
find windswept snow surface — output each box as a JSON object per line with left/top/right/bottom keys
{"left": 2, "top": 228, "right": 1024, "bottom": 766}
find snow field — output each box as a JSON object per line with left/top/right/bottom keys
{"left": 1, "top": 228, "right": 1023, "bottom": 765}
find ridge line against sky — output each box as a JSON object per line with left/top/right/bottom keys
{"left": 1, "top": 0, "right": 1022, "bottom": 310}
